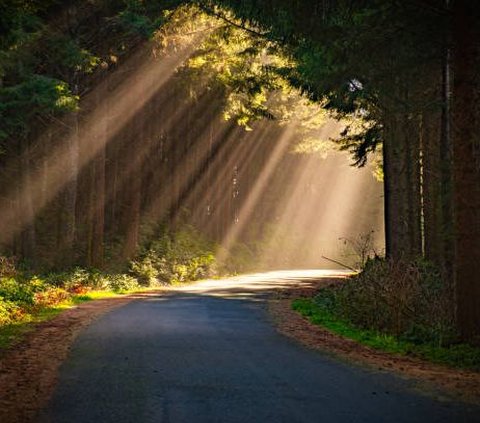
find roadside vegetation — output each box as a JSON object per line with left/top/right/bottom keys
{"left": 0, "top": 224, "right": 217, "bottom": 350}
{"left": 293, "top": 258, "right": 480, "bottom": 370}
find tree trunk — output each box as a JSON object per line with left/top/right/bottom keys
{"left": 452, "top": 0, "right": 480, "bottom": 342}
{"left": 61, "top": 111, "right": 79, "bottom": 265}
{"left": 383, "top": 112, "right": 410, "bottom": 259}
{"left": 19, "top": 135, "right": 36, "bottom": 265}
{"left": 405, "top": 112, "right": 423, "bottom": 258}
{"left": 89, "top": 89, "right": 106, "bottom": 268}
{"left": 90, "top": 149, "right": 105, "bottom": 268}
{"left": 422, "top": 109, "right": 444, "bottom": 266}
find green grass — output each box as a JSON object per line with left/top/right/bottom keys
{"left": 0, "top": 290, "right": 130, "bottom": 351}
{"left": 71, "top": 290, "right": 122, "bottom": 303}
{"left": 0, "top": 306, "right": 67, "bottom": 350}
{"left": 292, "top": 298, "right": 480, "bottom": 371}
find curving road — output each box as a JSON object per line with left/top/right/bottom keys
{"left": 40, "top": 271, "right": 479, "bottom": 422}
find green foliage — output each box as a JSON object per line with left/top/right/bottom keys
{"left": 131, "top": 225, "right": 217, "bottom": 285}
{"left": 0, "top": 297, "right": 23, "bottom": 326}
{"left": 33, "top": 287, "right": 70, "bottom": 307}
{"left": 208, "top": 0, "right": 448, "bottom": 167}
{"left": 0, "top": 276, "right": 46, "bottom": 306}
{"left": 0, "top": 75, "right": 78, "bottom": 139}
{"left": 338, "top": 120, "right": 382, "bottom": 167}
{"left": 0, "top": 256, "right": 144, "bottom": 334}
{"left": 116, "top": 0, "right": 169, "bottom": 38}
{"left": 293, "top": 297, "right": 409, "bottom": 355}
{"left": 296, "top": 257, "right": 456, "bottom": 353}
{"left": 333, "top": 258, "right": 455, "bottom": 346}
{"left": 106, "top": 274, "right": 139, "bottom": 292}
{"left": 44, "top": 35, "right": 101, "bottom": 74}
{"left": 163, "top": 4, "right": 333, "bottom": 140}
{"left": 293, "top": 297, "right": 480, "bottom": 370}
{"left": 45, "top": 267, "right": 139, "bottom": 293}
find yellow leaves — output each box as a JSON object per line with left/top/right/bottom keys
{"left": 151, "top": 3, "right": 358, "bottom": 157}
{"left": 54, "top": 83, "right": 78, "bottom": 110}
{"left": 292, "top": 136, "right": 332, "bottom": 157}
{"left": 188, "top": 55, "right": 207, "bottom": 69}
{"left": 153, "top": 4, "right": 216, "bottom": 55}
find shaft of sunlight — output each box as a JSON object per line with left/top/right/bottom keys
{"left": 0, "top": 35, "right": 205, "bottom": 245}
{"left": 216, "top": 125, "right": 296, "bottom": 263}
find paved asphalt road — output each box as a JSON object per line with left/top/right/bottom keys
{"left": 41, "top": 271, "right": 480, "bottom": 422}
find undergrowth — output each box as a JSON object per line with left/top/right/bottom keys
{"left": 292, "top": 258, "right": 480, "bottom": 370}
{"left": 293, "top": 298, "right": 480, "bottom": 370}
{"left": 0, "top": 226, "right": 218, "bottom": 349}
{"left": 129, "top": 224, "right": 217, "bottom": 284}
{"left": 0, "top": 291, "right": 118, "bottom": 350}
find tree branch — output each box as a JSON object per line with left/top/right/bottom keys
{"left": 197, "top": 2, "right": 271, "bottom": 39}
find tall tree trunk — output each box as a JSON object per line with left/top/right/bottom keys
{"left": 405, "top": 112, "right": 423, "bottom": 257}
{"left": 60, "top": 75, "right": 80, "bottom": 266}
{"left": 90, "top": 149, "right": 105, "bottom": 268}
{"left": 422, "top": 108, "right": 444, "bottom": 266}
{"left": 440, "top": 19, "right": 455, "bottom": 283}
{"left": 452, "top": 0, "right": 480, "bottom": 342}
{"left": 383, "top": 112, "right": 410, "bottom": 259}
{"left": 383, "top": 80, "right": 424, "bottom": 261}
{"left": 121, "top": 77, "right": 142, "bottom": 260}
{"left": 89, "top": 88, "right": 106, "bottom": 268}
{"left": 19, "top": 134, "right": 36, "bottom": 265}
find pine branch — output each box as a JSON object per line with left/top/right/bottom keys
{"left": 196, "top": 2, "right": 272, "bottom": 40}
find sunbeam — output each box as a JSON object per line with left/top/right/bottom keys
{"left": 216, "top": 125, "right": 296, "bottom": 263}
{"left": 0, "top": 35, "right": 205, "bottom": 247}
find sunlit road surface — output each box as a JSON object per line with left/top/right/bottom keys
{"left": 41, "top": 270, "right": 479, "bottom": 423}
{"left": 174, "top": 269, "right": 353, "bottom": 298}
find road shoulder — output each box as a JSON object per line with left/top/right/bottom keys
{"left": 268, "top": 284, "right": 480, "bottom": 405}
{"left": 0, "top": 292, "right": 159, "bottom": 423}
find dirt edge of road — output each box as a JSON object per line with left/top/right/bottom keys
{"left": 268, "top": 280, "right": 480, "bottom": 406}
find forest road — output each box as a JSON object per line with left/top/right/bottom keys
{"left": 40, "top": 270, "right": 480, "bottom": 423}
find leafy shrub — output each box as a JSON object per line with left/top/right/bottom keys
{"left": 0, "top": 264, "right": 142, "bottom": 329}
{"left": 61, "top": 268, "right": 91, "bottom": 292}
{"left": 317, "top": 258, "right": 455, "bottom": 346}
{"left": 0, "top": 277, "right": 46, "bottom": 306}
{"left": 130, "top": 225, "right": 217, "bottom": 285}
{"left": 0, "top": 297, "right": 24, "bottom": 325}
{"left": 33, "top": 287, "right": 69, "bottom": 307}
{"left": 45, "top": 268, "right": 121, "bottom": 292}
{"left": 130, "top": 256, "right": 159, "bottom": 285}
{"left": 87, "top": 272, "right": 112, "bottom": 291}
{"left": 47, "top": 268, "right": 141, "bottom": 293}
{"left": 106, "top": 274, "right": 139, "bottom": 292}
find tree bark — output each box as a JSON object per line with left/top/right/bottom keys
{"left": 383, "top": 112, "right": 411, "bottom": 259}
{"left": 60, "top": 110, "right": 79, "bottom": 266}
{"left": 452, "top": 0, "right": 480, "bottom": 342}
{"left": 19, "top": 135, "right": 36, "bottom": 265}
{"left": 422, "top": 109, "right": 444, "bottom": 266}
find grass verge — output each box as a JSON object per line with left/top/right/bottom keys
{"left": 292, "top": 298, "right": 480, "bottom": 371}
{"left": 0, "top": 290, "right": 130, "bottom": 351}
